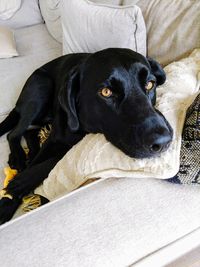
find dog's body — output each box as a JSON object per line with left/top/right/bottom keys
{"left": 0, "top": 48, "right": 173, "bottom": 223}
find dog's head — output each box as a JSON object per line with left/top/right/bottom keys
{"left": 59, "top": 48, "right": 173, "bottom": 158}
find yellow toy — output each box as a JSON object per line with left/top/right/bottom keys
{"left": 3, "top": 167, "right": 18, "bottom": 188}
{"left": 0, "top": 125, "right": 51, "bottom": 212}
{"left": 0, "top": 166, "right": 49, "bottom": 212}
{"left": 0, "top": 167, "right": 17, "bottom": 200}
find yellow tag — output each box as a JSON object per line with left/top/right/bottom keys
{"left": 3, "top": 167, "right": 18, "bottom": 188}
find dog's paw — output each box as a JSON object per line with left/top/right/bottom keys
{"left": 8, "top": 152, "right": 26, "bottom": 172}
{"left": 0, "top": 198, "right": 21, "bottom": 225}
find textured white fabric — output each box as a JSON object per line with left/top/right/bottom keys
{"left": 2, "top": 178, "right": 200, "bottom": 266}
{"left": 35, "top": 49, "right": 200, "bottom": 200}
{"left": 0, "top": 0, "right": 21, "bottom": 20}
{"left": 123, "top": 0, "right": 200, "bottom": 65}
{"left": 39, "top": 0, "right": 62, "bottom": 43}
{"left": 61, "top": 0, "right": 146, "bottom": 56}
{"left": 0, "top": 26, "right": 18, "bottom": 58}
{"left": 0, "top": 0, "right": 43, "bottom": 29}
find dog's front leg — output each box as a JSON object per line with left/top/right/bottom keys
{"left": 29, "top": 131, "right": 84, "bottom": 167}
{"left": 0, "top": 156, "right": 61, "bottom": 224}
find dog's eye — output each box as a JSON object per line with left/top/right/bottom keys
{"left": 100, "top": 87, "right": 112, "bottom": 98}
{"left": 145, "top": 80, "right": 155, "bottom": 91}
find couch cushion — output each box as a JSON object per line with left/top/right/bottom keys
{"left": 39, "top": 0, "right": 124, "bottom": 43}
{"left": 39, "top": 0, "right": 62, "bottom": 43}
{"left": 123, "top": 0, "right": 200, "bottom": 65}
{"left": 0, "top": 23, "right": 62, "bottom": 117}
{"left": 0, "top": 0, "right": 43, "bottom": 29}
{"left": 0, "top": 0, "right": 21, "bottom": 20}
{"left": 61, "top": 0, "right": 146, "bottom": 56}
{"left": 1, "top": 178, "right": 200, "bottom": 266}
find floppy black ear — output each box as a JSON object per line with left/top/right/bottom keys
{"left": 58, "top": 67, "right": 80, "bottom": 132}
{"left": 148, "top": 58, "right": 166, "bottom": 85}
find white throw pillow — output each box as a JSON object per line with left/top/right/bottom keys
{"left": 61, "top": 0, "right": 146, "bottom": 56}
{"left": 39, "top": 0, "right": 123, "bottom": 43}
{"left": 39, "top": 0, "right": 62, "bottom": 43}
{"left": 0, "top": 0, "right": 21, "bottom": 20}
{"left": 123, "top": 0, "right": 200, "bottom": 65}
{"left": 35, "top": 49, "right": 200, "bottom": 201}
{"left": 0, "top": 26, "right": 18, "bottom": 58}
{"left": 0, "top": 0, "right": 43, "bottom": 29}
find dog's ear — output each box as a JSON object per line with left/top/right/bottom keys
{"left": 147, "top": 58, "right": 166, "bottom": 85}
{"left": 58, "top": 67, "right": 80, "bottom": 132}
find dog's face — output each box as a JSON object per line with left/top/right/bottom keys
{"left": 59, "top": 48, "right": 173, "bottom": 158}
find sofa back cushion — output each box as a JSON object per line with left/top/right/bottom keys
{"left": 39, "top": 0, "right": 62, "bottom": 43}
{"left": 39, "top": 0, "right": 123, "bottom": 43}
{"left": 61, "top": 0, "right": 146, "bottom": 56}
{"left": 0, "top": 0, "right": 21, "bottom": 20}
{"left": 0, "top": 0, "right": 43, "bottom": 29}
{"left": 123, "top": 0, "right": 200, "bottom": 65}
{"left": 0, "top": 26, "right": 18, "bottom": 58}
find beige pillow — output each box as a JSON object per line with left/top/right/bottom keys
{"left": 39, "top": 0, "right": 62, "bottom": 43}
{"left": 0, "top": 0, "right": 21, "bottom": 20}
{"left": 61, "top": 0, "right": 146, "bottom": 56}
{"left": 0, "top": 26, "right": 18, "bottom": 58}
{"left": 0, "top": 0, "right": 43, "bottom": 29}
{"left": 123, "top": 0, "right": 200, "bottom": 65}
{"left": 39, "top": 0, "right": 123, "bottom": 43}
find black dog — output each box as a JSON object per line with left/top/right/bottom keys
{"left": 0, "top": 48, "right": 173, "bottom": 223}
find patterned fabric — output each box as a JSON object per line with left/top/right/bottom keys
{"left": 168, "top": 92, "right": 200, "bottom": 184}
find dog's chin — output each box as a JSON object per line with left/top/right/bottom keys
{"left": 122, "top": 149, "right": 158, "bottom": 159}
{"left": 111, "top": 142, "right": 155, "bottom": 159}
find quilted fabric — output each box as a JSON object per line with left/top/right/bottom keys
{"left": 168, "top": 93, "right": 200, "bottom": 184}
{"left": 35, "top": 49, "right": 200, "bottom": 201}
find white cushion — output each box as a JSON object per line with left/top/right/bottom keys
{"left": 61, "top": 0, "right": 146, "bottom": 56}
{"left": 0, "top": 24, "right": 62, "bottom": 118}
{"left": 0, "top": 0, "right": 43, "bottom": 29}
{"left": 2, "top": 178, "right": 200, "bottom": 266}
{"left": 35, "top": 49, "right": 200, "bottom": 200}
{"left": 39, "top": 0, "right": 124, "bottom": 43}
{"left": 123, "top": 0, "right": 200, "bottom": 65}
{"left": 0, "top": 0, "right": 21, "bottom": 20}
{"left": 39, "top": 0, "right": 62, "bottom": 43}
{"left": 0, "top": 26, "right": 18, "bottom": 58}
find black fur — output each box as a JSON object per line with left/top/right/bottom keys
{"left": 0, "top": 48, "right": 173, "bottom": 223}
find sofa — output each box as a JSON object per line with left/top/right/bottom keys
{"left": 0, "top": 0, "right": 200, "bottom": 266}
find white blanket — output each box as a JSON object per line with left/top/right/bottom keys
{"left": 35, "top": 49, "right": 200, "bottom": 200}
{"left": 0, "top": 0, "right": 21, "bottom": 20}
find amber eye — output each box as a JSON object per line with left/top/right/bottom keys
{"left": 145, "top": 80, "right": 155, "bottom": 91}
{"left": 100, "top": 87, "right": 112, "bottom": 98}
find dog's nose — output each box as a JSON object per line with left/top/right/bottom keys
{"left": 146, "top": 130, "right": 172, "bottom": 154}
